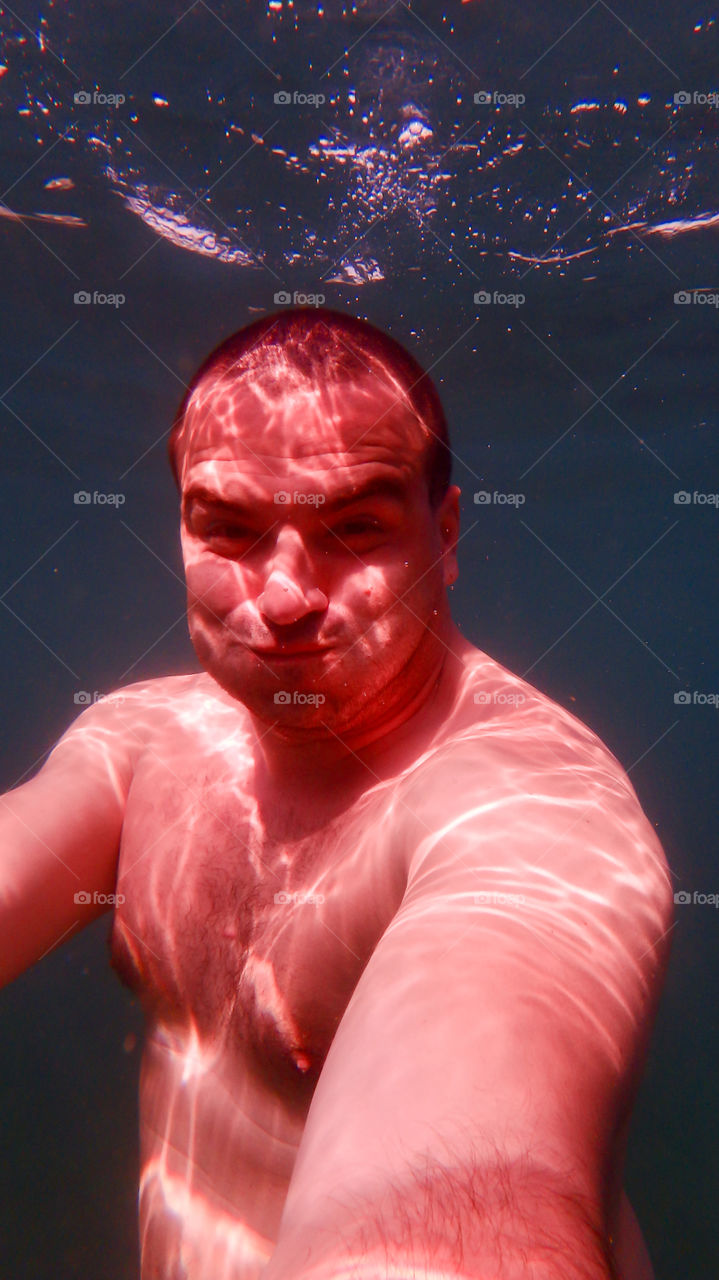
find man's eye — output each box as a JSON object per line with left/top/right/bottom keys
{"left": 334, "top": 519, "right": 383, "bottom": 537}
{"left": 199, "top": 521, "right": 269, "bottom": 551}
{"left": 205, "top": 523, "right": 250, "bottom": 539}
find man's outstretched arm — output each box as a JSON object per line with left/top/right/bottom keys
{"left": 0, "top": 693, "right": 138, "bottom": 987}
{"left": 263, "top": 748, "right": 674, "bottom": 1280}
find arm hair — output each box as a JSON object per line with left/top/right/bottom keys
{"left": 323, "top": 1138, "right": 619, "bottom": 1280}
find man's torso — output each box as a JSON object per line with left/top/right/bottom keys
{"left": 110, "top": 670, "right": 429, "bottom": 1277}
{"left": 106, "top": 658, "right": 652, "bottom": 1280}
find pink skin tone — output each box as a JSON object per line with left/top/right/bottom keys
{"left": 0, "top": 364, "right": 672, "bottom": 1279}
{"left": 178, "top": 370, "right": 463, "bottom": 803}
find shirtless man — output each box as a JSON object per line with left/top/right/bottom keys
{"left": 0, "top": 308, "right": 673, "bottom": 1280}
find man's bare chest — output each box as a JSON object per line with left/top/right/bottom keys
{"left": 109, "top": 746, "right": 409, "bottom": 1097}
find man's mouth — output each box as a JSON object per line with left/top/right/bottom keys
{"left": 250, "top": 646, "right": 331, "bottom": 661}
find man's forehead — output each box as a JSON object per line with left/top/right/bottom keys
{"left": 182, "top": 455, "right": 421, "bottom": 508}
{"left": 178, "top": 367, "right": 430, "bottom": 476}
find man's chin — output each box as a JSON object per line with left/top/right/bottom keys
{"left": 199, "top": 661, "right": 334, "bottom": 725}
{"left": 196, "top": 648, "right": 387, "bottom": 736}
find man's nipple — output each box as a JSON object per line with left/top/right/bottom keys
{"left": 291, "top": 1048, "right": 312, "bottom": 1073}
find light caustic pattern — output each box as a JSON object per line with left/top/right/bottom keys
{"left": 0, "top": 351, "right": 673, "bottom": 1277}
{"left": 48, "top": 366, "right": 665, "bottom": 1278}
{"left": 1, "top": 4, "right": 717, "bottom": 278}
{"left": 89, "top": 648, "right": 670, "bottom": 1279}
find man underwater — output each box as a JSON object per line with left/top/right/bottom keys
{"left": 0, "top": 308, "right": 673, "bottom": 1279}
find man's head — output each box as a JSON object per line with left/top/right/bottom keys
{"left": 171, "top": 307, "right": 461, "bottom": 742}
{"left": 168, "top": 308, "right": 452, "bottom": 507}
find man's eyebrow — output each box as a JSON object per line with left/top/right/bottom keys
{"left": 323, "top": 479, "right": 407, "bottom": 510}
{"left": 183, "top": 479, "right": 408, "bottom": 510}
{"left": 183, "top": 485, "right": 254, "bottom": 510}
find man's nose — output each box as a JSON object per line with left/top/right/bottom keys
{"left": 256, "top": 528, "right": 328, "bottom": 625}
{"left": 257, "top": 568, "right": 328, "bottom": 625}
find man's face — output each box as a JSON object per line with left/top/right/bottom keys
{"left": 178, "top": 368, "right": 459, "bottom": 736}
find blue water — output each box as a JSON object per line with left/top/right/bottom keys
{"left": 1, "top": 2, "right": 718, "bottom": 1276}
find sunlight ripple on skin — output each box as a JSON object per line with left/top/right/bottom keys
{"left": 0, "top": 310, "right": 672, "bottom": 1280}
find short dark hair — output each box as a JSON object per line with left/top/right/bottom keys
{"left": 167, "top": 307, "right": 452, "bottom": 508}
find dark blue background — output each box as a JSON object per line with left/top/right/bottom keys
{"left": 0, "top": 2, "right": 717, "bottom": 1276}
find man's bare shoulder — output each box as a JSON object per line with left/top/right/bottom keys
{"left": 444, "top": 648, "right": 627, "bottom": 763}
{"left": 75, "top": 670, "right": 251, "bottom": 756}
{"left": 397, "top": 645, "right": 673, "bottom": 932}
{"left": 402, "top": 647, "right": 652, "bottom": 827}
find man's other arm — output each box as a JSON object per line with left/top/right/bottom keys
{"left": 263, "top": 750, "right": 674, "bottom": 1280}
{"left": 0, "top": 694, "right": 138, "bottom": 988}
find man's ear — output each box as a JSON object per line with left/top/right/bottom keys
{"left": 437, "top": 485, "right": 461, "bottom": 586}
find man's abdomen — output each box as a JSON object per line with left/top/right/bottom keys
{"left": 136, "top": 1028, "right": 303, "bottom": 1280}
